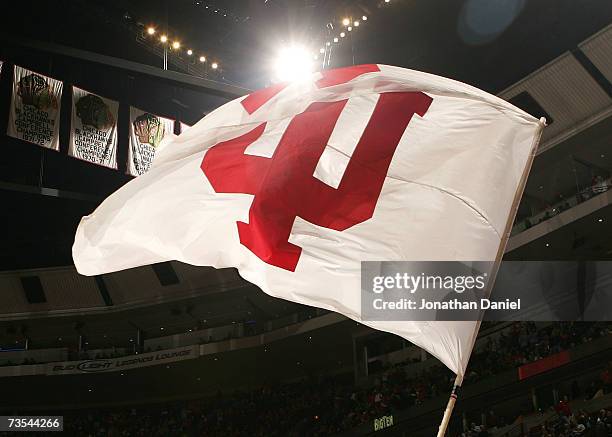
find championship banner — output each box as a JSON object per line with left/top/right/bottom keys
{"left": 69, "top": 87, "right": 118, "bottom": 168}
{"left": 7, "top": 65, "right": 63, "bottom": 150}
{"left": 128, "top": 107, "right": 174, "bottom": 176}
{"left": 47, "top": 346, "right": 198, "bottom": 375}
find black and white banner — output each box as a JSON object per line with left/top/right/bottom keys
{"left": 7, "top": 66, "right": 63, "bottom": 150}
{"left": 47, "top": 346, "right": 198, "bottom": 375}
{"left": 69, "top": 87, "right": 119, "bottom": 168}
{"left": 128, "top": 107, "right": 174, "bottom": 176}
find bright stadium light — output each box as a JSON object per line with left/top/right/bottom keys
{"left": 199, "top": 55, "right": 206, "bottom": 62}
{"left": 333, "top": 37, "right": 338, "bottom": 43}
{"left": 147, "top": 27, "right": 156, "bottom": 35}
{"left": 187, "top": 49, "right": 193, "bottom": 55}
{"left": 354, "top": 20, "right": 360, "bottom": 26}
{"left": 347, "top": 26, "right": 352, "bottom": 31}
{"left": 273, "top": 45, "right": 314, "bottom": 82}
{"left": 172, "top": 41, "right": 180, "bottom": 49}
{"left": 362, "top": 15, "right": 368, "bottom": 21}
{"left": 211, "top": 62, "right": 218, "bottom": 69}
{"left": 340, "top": 32, "right": 345, "bottom": 38}
{"left": 319, "top": 47, "right": 325, "bottom": 53}
{"left": 342, "top": 18, "right": 350, "bottom": 26}
{"left": 160, "top": 35, "right": 168, "bottom": 43}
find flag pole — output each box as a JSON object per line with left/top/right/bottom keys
{"left": 437, "top": 117, "right": 546, "bottom": 437}
{"left": 436, "top": 117, "right": 546, "bottom": 437}
{"left": 436, "top": 375, "right": 462, "bottom": 437}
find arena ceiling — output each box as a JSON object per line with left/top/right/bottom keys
{"left": 2, "top": 0, "right": 612, "bottom": 91}
{"left": 1, "top": 1, "right": 612, "bottom": 269}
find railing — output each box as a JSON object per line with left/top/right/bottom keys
{"left": 511, "top": 178, "right": 610, "bottom": 236}
{"left": 0, "top": 307, "right": 328, "bottom": 367}
{"left": 496, "top": 421, "right": 524, "bottom": 437}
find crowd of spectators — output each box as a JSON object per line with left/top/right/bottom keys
{"left": 455, "top": 405, "right": 612, "bottom": 437}
{"left": 465, "top": 322, "right": 610, "bottom": 382}
{"left": 535, "top": 405, "right": 612, "bottom": 436}
{"left": 455, "top": 363, "right": 612, "bottom": 437}
{"left": 372, "top": 322, "right": 611, "bottom": 400}
{"left": 1, "top": 322, "right": 601, "bottom": 436}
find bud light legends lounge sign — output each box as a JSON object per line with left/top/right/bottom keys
{"left": 48, "top": 346, "right": 197, "bottom": 375}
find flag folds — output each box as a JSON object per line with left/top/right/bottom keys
{"left": 73, "top": 64, "right": 543, "bottom": 378}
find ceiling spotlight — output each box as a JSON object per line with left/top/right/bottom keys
{"left": 172, "top": 41, "right": 180, "bottom": 49}
{"left": 326, "top": 41, "right": 331, "bottom": 46}
{"left": 362, "top": 15, "right": 368, "bottom": 21}
{"left": 598, "top": 218, "right": 604, "bottom": 222}
{"left": 385, "top": 0, "right": 390, "bottom": 3}
{"left": 211, "top": 62, "right": 218, "bottom": 69}
{"left": 333, "top": 37, "right": 338, "bottom": 43}
{"left": 147, "top": 27, "right": 156, "bottom": 35}
{"left": 348, "top": 26, "right": 352, "bottom": 31}
{"left": 354, "top": 20, "right": 360, "bottom": 26}
{"left": 340, "top": 32, "right": 345, "bottom": 37}
{"left": 199, "top": 56, "right": 206, "bottom": 62}
{"left": 319, "top": 47, "right": 325, "bottom": 53}
{"left": 273, "top": 45, "right": 314, "bottom": 82}
{"left": 160, "top": 35, "right": 168, "bottom": 43}
{"left": 187, "top": 49, "right": 193, "bottom": 55}
{"left": 342, "top": 18, "right": 350, "bottom": 26}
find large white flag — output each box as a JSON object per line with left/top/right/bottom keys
{"left": 73, "top": 64, "right": 543, "bottom": 378}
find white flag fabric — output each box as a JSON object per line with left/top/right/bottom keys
{"left": 128, "top": 107, "right": 175, "bottom": 176}
{"left": 179, "top": 121, "right": 192, "bottom": 134}
{"left": 73, "top": 64, "right": 543, "bottom": 378}
{"left": 7, "top": 66, "right": 63, "bottom": 150}
{"left": 69, "top": 86, "right": 119, "bottom": 168}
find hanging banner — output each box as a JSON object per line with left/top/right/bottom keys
{"left": 69, "top": 87, "right": 119, "bottom": 168}
{"left": 7, "top": 66, "right": 63, "bottom": 150}
{"left": 128, "top": 107, "right": 174, "bottom": 176}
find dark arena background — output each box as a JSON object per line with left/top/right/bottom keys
{"left": 1, "top": 1, "right": 612, "bottom": 436}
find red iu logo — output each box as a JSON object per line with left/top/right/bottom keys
{"left": 202, "top": 65, "right": 432, "bottom": 271}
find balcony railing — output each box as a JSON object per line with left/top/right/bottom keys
{"left": 511, "top": 177, "right": 610, "bottom": 236}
